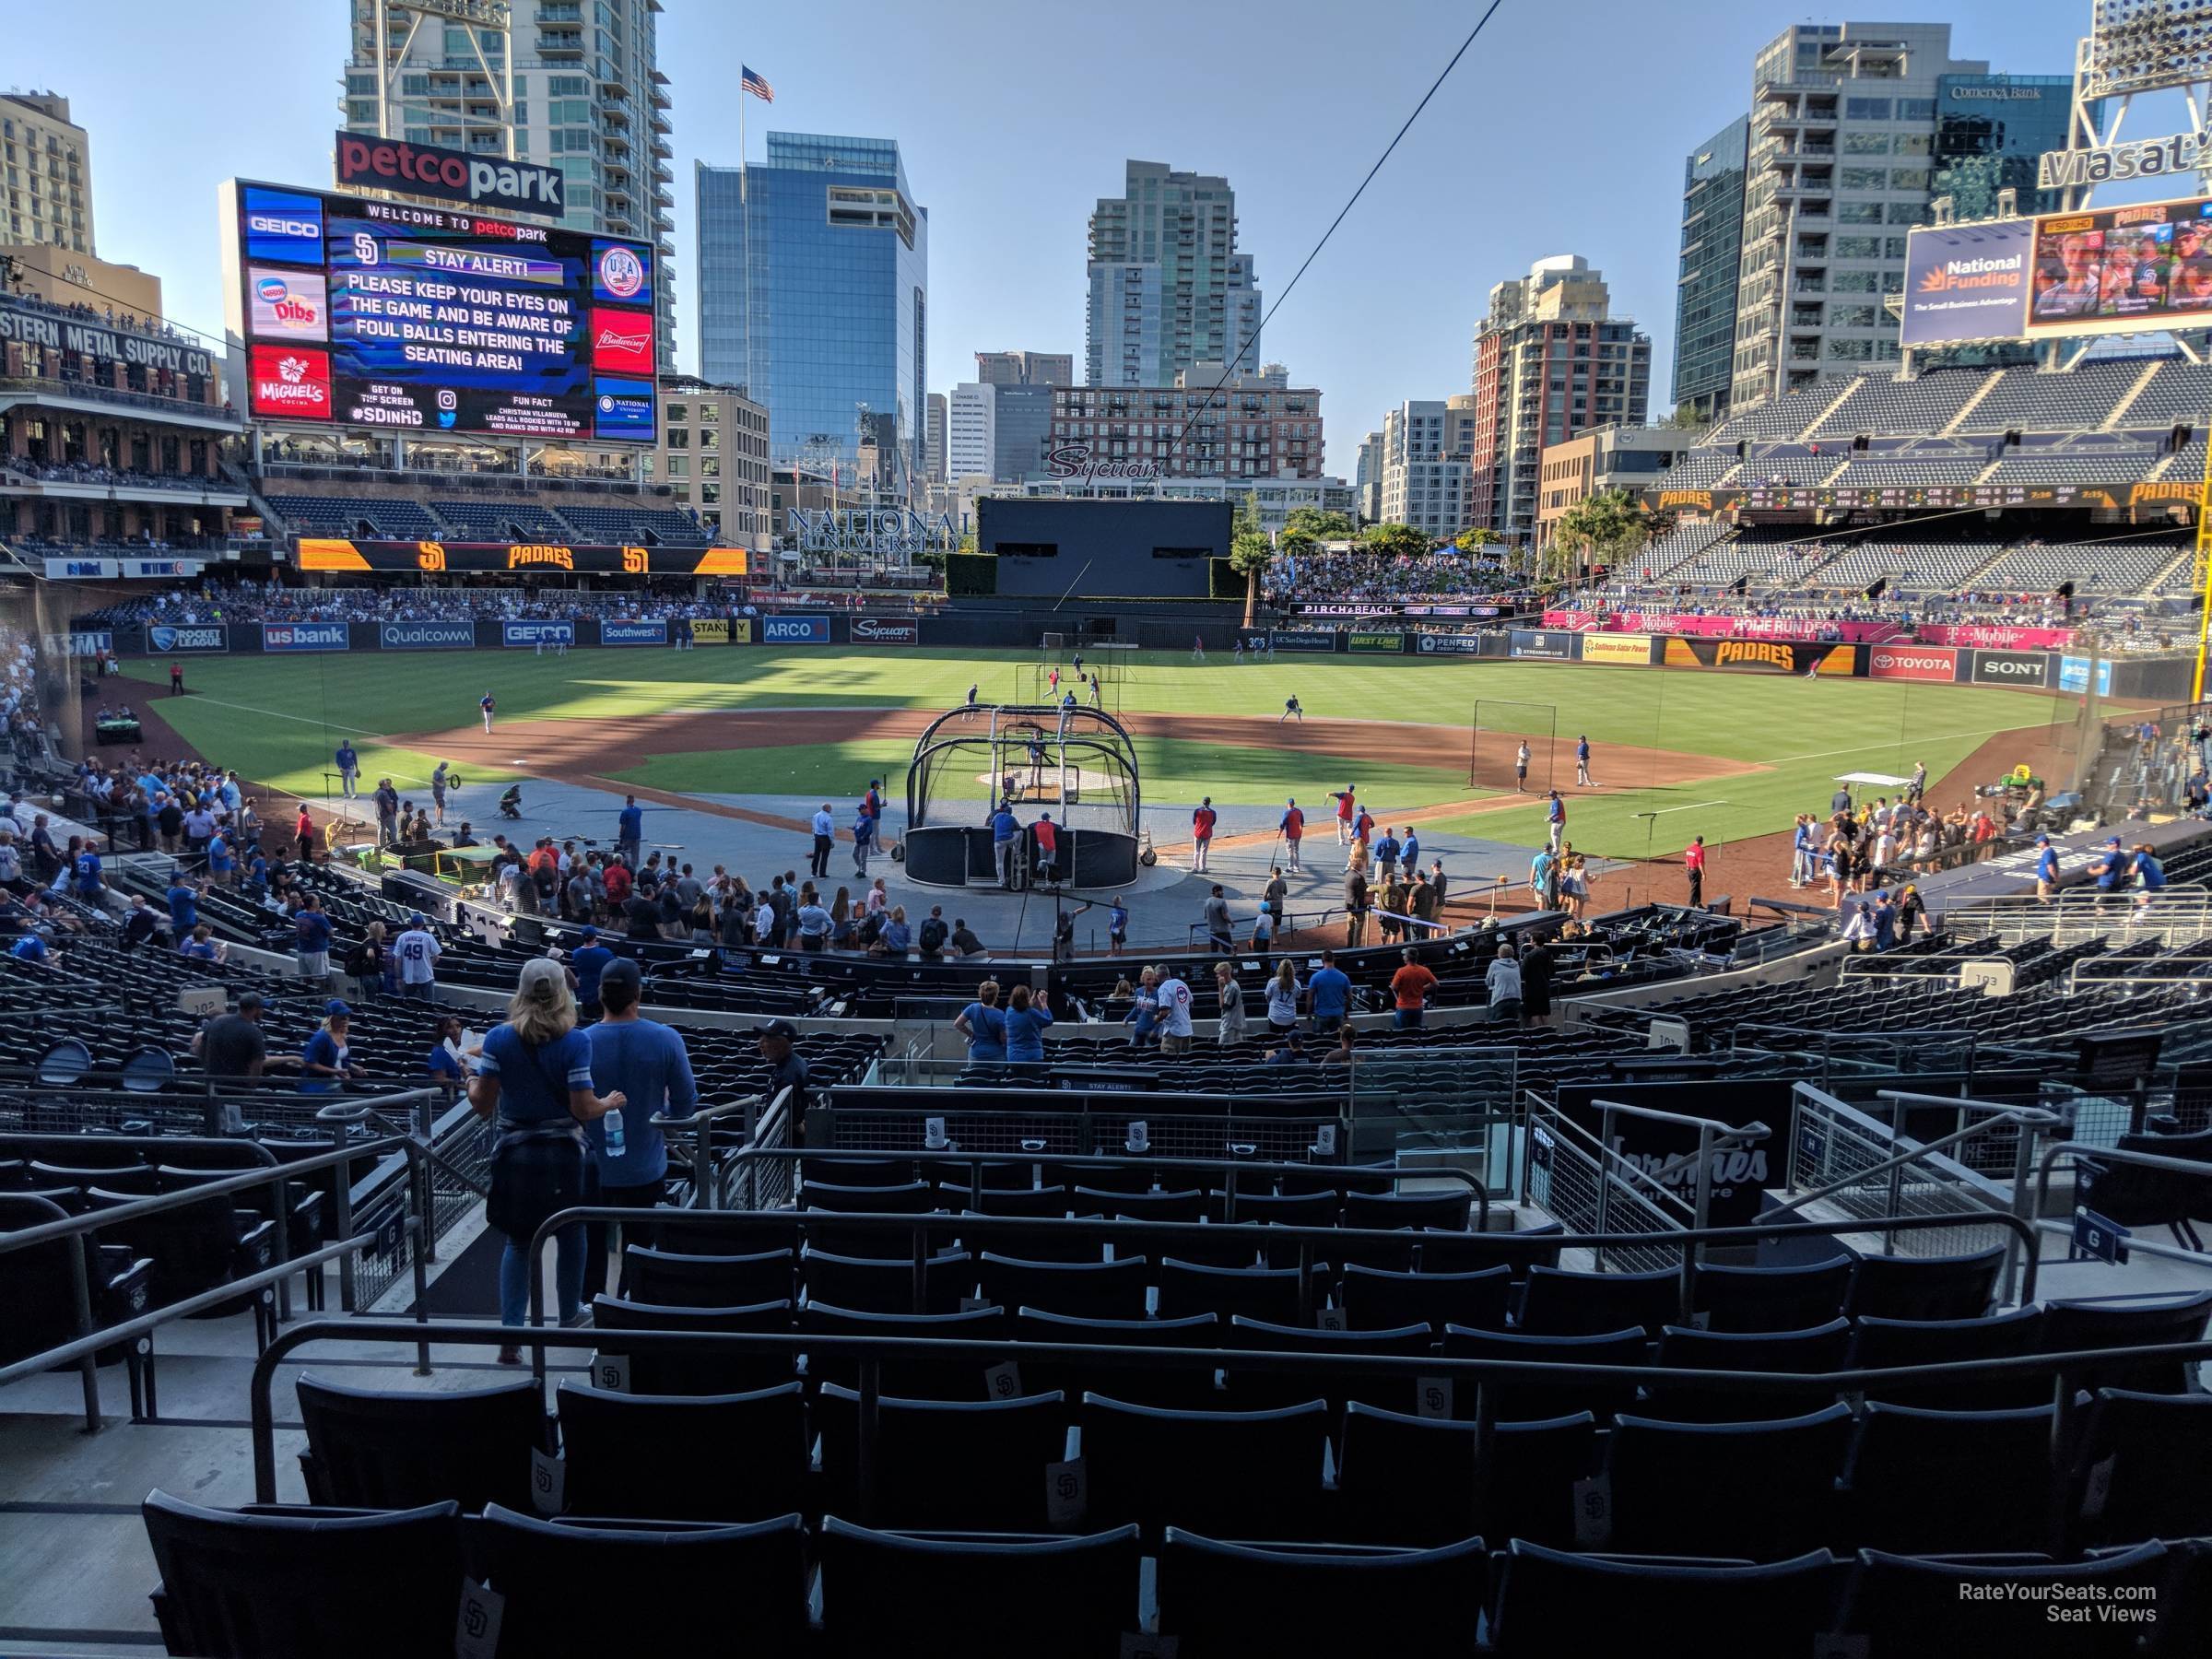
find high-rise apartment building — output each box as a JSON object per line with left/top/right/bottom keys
{"left": 946, "top": 382, "right": 994, "bottom": 481}
{"left": 1354, "top": 429, "right": 1385, "bottom": 524}
{"left": 0, "top": 92, "right": 92, "bottom": 256}
{"left": 1728, "top": 21, "right": 1985, "bottom": 406}
{"left": 1049, "top": 369, "right": 1320, "bottom": 481}
{"left": 695, "top": 134, "right": 929, "bottom": 495}
{"left": 1085, "top": 161, "right": 1262, "bottom": 387}
{"left": 339, "top": 0, "right": 677, "bottom": 369}
{"left": 992, "top": 384, "right": 1055, "bottom": 484}
{"left": 976, "top": 350, "right": 1073, "bottom": 387}
{"left": 652, "top": 377, "right": 771, "bottom": 549}
{"left": 1379, "top": 398, "right": 1477, "bottom": 540}
{"left": 1468, "top": 256, "right": 1651, "bottom": 541}
{"left": 1674, "top": 116, "right": 1748, "bottom": 422}
{"left": 924, "top": 393, "right": 947, "bottom": 483}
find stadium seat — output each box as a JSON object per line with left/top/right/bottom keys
{"left": 1155, "top": 1529, "right": 1488, "bottom": 1656}
{"left": 977, "top": 1252, "right": 1149, "bottom": 1319}
{"left": 967, "top": 1217, "right": 1111, "bottom": 1263}
{"left": 1845, "top": 1243, "right": 2005, "bottom": 1322}
{"left": 1416, "top": 1221, "right": 1566, "bottom": 1277}
{"left": 1840, "top": 1402, "right": 2058, "bottom": 1553}
{"left": 1606, "top": 1405, "right": 1853, "bottom": 1559}
{"left": 1223, "top": 1314, "right": 1435, "bottom": 1412}
{"left": 801, "top": 1245, "right": 974, "bottom": 1314}
{"left": 590, "top": 1295, "right": 794, "bottom": 1395}
{"left": 1441, "top": 1324, "right": 1648, "bottom": 1421}
{"left": 952, "top": 1183, "right": 1073, "bottom": 1218}
{"left": 552, "top": 1380, "right": 806, "bottom": 1524}
{"left": 2070, "top": 1387, "right": 2212, "bottom": 1547}
{"left": 1045, "top": 1159, "right": 1156, "bottom": 1195}
{"left": 1336, "top": 1403, "right": 1597, "bottom": 1548}
{"left": 816, "top": 1518, "right": 1141, "bottom": 1659}
{"left": 799, "top": 1302, "right": 1005, "bottom": 1399}
{"left": 1078, "top": 1185, "right": 1210, "bottom": 1223}
{"left": 477, "top": 1504, "right": 808, "bottom": 1657}
{"left": 143, "top": 1491, "right": 463, "bottom": 1659}
{"left": 1343, "top": 1189, "right": 1472, "bottom": 1231}
{"left": 1517, "top": 1265, "right": 1681, "bottom": 1337}
{"left": 1849, "top": 1307, "right": 2047, "bottom": 1408}
{"left": 1277, "top": 1161, "right": 1398, "bottom": 1197}
{"left": 1014, "top": 1308, "right": 1223, "bottom": 1407}
{"left": 1643, "top": 1318, "right": 1853, "bottom": 1420}
{"left": 816, "top": 1383, "right": 1071, "bottom": 1529}
{"left": 1079, "top": 1394, "right": 1330, "bottom": 1536}
{"left": 803, "top": 1178, "right": 937, "bottom": 1213}
{"left": 294, "top": 1373, "right": 541, "bottom": 1512}
{"left": 1693, "top": 1259, "right": 1853, "bottom": 1333}
{"left": 803, "top": 1156, "right": 915, "bottom": 1187}
{"left": 1219, "top": 1188, "right": 1339, "bottom": 1227}
{"left": 1339, "top": 1262, "right": 1512, "bottom": 1332}
{"left": 1157, "top": 1257, "right": 1307, "bottom": 1324}
{"left": 619, "top": 1243, "right": 794, "bottom": 1307}
{"left": 1835, "top": 1539, "right": 2170, "bottom": 1657}
{"left": 2040, "top": 1289, "right": 2212, "bottom": 1393}
{"left": 1487, "top": 1541, "right": 1844, "bottom": 1659}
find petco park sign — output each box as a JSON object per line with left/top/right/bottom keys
{"left": 2039, "top": 129, "right": 2212, "bottom": 191}
{"left": 786, "top": 508, "right": 956, "bottom": 557}
{"left": 335, "top": 132, "right": 565, "bottom": 217}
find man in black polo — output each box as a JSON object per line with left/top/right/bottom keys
{"left": 757, "top": 1019, "right": 811, "bottom": 1123}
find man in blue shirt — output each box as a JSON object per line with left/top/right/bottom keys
{"left": 1374, "top": 828, "right": 1401, "bottom": 881}
{"left": 810, "top": 802, "right": 835, "bottom": 877}
{"left": 617, "top": 794, "right": 644, "bottom": 869}
{"left": 2089, "top": 837, "right": 2136, "bottom": 893}
{"left": 1307, "top": 949, "right": 1352, "bottom": 1035}
{"left": 1575, "top": 735, "right": 1594, "bottom": 788}
{"left": 1400, "top": 828, "right": 1419, "bottom": 877}
{"left": 165, "top": 875, "right": 199, "bottom": 939}
{"left": 2133, "top": 844, "right": 2168, "bottom": 896}
{"left": 582, "top": 958, "right": 697, "bottom": 1299}
{"left": 570, "top": 924, "right": 616, "bottom": 1016}
{"left": 1546, "top": 791, "right": 1567, "bottom": 853}
{"left": 991, "top": 802, "right": 1022, "bottom": 889}
{"left": 2034, "top": 835, "right": 2062, "bottom": 902}
{"left": 73, "top": 843, "right": 103, "bottom": 901}
{"left": 295, "top": 894, "right": 334, "bottom": 984}
{"left": 335, "top": 741, "right": 359, "bottom": 799}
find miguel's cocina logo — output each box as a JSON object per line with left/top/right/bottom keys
{"left": 507, "top": 545, "right": 576, "bottom": 571}
{"left": 1715, "top": 640, "right": 1795, "bottom": 669}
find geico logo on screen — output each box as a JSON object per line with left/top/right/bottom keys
{"left": 1715, "top": 640, "right": 1795, "bottom": 668}
{"left": 247, "top": 214, "right": 318, "bottom": 239}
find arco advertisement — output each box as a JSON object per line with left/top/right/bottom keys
{"left": 1867, "top": 645, "right": 1959, "bottom": 683}
{"left": 761, "top": 616, "right": 831, "bottom": 645}
{"left": 1663, "top": 638, "right": 1856, "bottom": 675}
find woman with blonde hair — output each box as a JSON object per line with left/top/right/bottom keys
{"left": 467, "top": 957, "right": 628, "bottom": 1360}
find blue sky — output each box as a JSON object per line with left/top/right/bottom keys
{"left": 10, "top": 1, "right": 2135, "bottom": 471}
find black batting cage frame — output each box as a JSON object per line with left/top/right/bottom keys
{"left": 902, "top": 704, "right": 1143, "bottom": 890}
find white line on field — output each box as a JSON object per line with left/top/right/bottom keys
{"left": 1646, "top": 799, "right": 1729, "bottom": 815}
{"left": 171, "top": 692, "right": 384, "bottom": 735}
{"left": 1759, "top": 726, "right": 2018, "bottom": 765}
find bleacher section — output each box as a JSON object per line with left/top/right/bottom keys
{"left": 262, "top": 494, "right": 446, "bottom": 540}
{"left": 1970, "top": 539, "right": 2183, "bottom": 594}
{"left": 258, "top": 490, "right": 715, "bottom": 547}
{"left": 1792, "top": 536, "right": 2012, "bottom": 594}
{"left": 1806, "top": 367, "right": 1994, "bottom": 439}
{"left": 427, "top": 499, "right": 572, "bottom": 540}
{"left": 1953, "top": 359, "right": 2156, "bottom": 435}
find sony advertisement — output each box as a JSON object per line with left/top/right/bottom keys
{"left": 1970, "top": 649, "right": 2053, "bottom": 688}
{"left": 1900, "top": 219, "right": 2036, "bottom": 347}
{"left": 2026, "top": 195, "right": 2212, "bottom": 339}
{"left": 226, "top": 179, "right": 655, "bottom": 441}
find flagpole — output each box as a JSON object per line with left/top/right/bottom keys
{"left": 738, "top": 88, "right": 749, "bottom": 400}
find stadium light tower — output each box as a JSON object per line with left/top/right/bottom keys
{"left": 358, "top": 0, "right": 516, "bottom": 159}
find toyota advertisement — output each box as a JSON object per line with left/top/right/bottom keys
{"left": 224, "top": 179, "right": 656, "bottom": 442}
{"left": 1867, "top": 645, "right": 1960, "bottom": 683}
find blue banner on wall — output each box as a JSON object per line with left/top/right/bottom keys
{"left": 502, "top": 621, "right": 575, "bottom": 649}
{"left": 147, "top": 624, "right": 229, "bottom": 653}
{"left": 379, "top": 620, "right": 476, "bottom": 651}
{"left": 600, "top": 619, "right": 669, "bottom": 646}
{"left": 262, "top": 622, "right": 349, "bottom": 653}
{"left": 2060, "top": 654, "right": 2113, "bottom": 696}
{"left": 761, "top": 615, "right": 830, "bottom": 644}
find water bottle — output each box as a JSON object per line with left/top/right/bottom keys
{"left": 602, "top": 1108, "right": 626, "bottom": 1159}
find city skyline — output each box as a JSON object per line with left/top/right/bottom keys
{"left": 5, "top": 1, "right": 2130, "bottom": 477}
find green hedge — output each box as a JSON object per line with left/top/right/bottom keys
{"left": 1210, "top": 559, "right": 1245, "bottom": 601}
{"left": 944, "top": 552, "right": 997, "bottom": 596}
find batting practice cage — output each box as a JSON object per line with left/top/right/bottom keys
{"left": 904, "top": 704, "right": 1142, "bottom": 889}
{"left": 1469, "top": 700, "right": 1559, "bottom": 792}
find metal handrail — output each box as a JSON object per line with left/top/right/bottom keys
{"left": 246, "top": 1315, "right": 2212, "bottom": 1557}
{"left": 2034, "top": 1139, "right": 2212, "bottom": 1225}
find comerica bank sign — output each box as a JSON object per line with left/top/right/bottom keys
{"left": 2039, "top": 129, "right": 2212, "bottom": 191}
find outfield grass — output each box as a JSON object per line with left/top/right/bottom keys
{"left": 124, "top": 648, "right": 2072, "bottom": 856}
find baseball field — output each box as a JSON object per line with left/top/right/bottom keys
{"left": 117, "top": 646, "right": 2082, "bottom": 864}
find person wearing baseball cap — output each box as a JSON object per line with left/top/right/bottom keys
{"left": 580, "top": 957, "right": 696, "bottom": 1300}
{"left": 299, "top": 1001, "right": 359, "bottom": 1094}
{"left": 756, "top": 1018, "right": 811, "bottom": 1121}
{"left": 2088, "top": 837, "right": 2136, "bottom": 894}
{"left": 570, "top": 924, "right": 615, "bottom": 1019}
{"left": 2033, "top": 834, "right": 2061, "bottom": 902}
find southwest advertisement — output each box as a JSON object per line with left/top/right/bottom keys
{"left": 1664, "top": 638, "right": 1856, "bottom": 676}
{"left": 1900, "top": 219, "right": 2035, "bottom": 347}
{"left": 1578, "top": 633, "right": 1653, "bottom": 666}
{"left": 600, "top": 620, "right": 669, "bottom": 646}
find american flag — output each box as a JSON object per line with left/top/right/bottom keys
{"left": 740, "top": 65, "right": 774, "bottom": 102}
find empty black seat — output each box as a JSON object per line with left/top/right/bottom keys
{"left": 1337, "top": 1404, "right": 1597, "bottom": 1548}
{"left": 1158, "top": 1257, "right": 1306, "bottom": 1323}
{"left": 979, "top": 1252, "right": 1148, "bottom": 1320}
{"left": 1341, "top": 1262, "right": 1511, "bottom": 1332}
{"left": 143, "top": 1491, "right": 463, "bottom": 1659}
{"left": 1344, "top": 1189, "right": 1472, "bottom": 1231}
{"left": 800, "top": 1302, "right": 1006, "bottom": 1399}
{"left": 1846, "top": 1243, "right": 2003, "bottom": 1321}
{"left": 1517, "top": 1265, "right": 1680, "bottom": 1337}
{"left": 1014, "top": 1309, "right": 1223, "bottom": 1408}
{"left": 960, "top": 1218, "right": 1105, "bottom": 1264}
{"left": 1080, "top": 1394, "right": 1329, "bottom": 1536}
{"left": 1441, "top": 1324, "right": 1647, "bottom": 1421}
{"left": 1045, "top": 1159, "right": 1155, "bottom": 1195}
{"left": 1841, "top": 1401, "right": 2057, "bottom": 1552}
{"left": 590, "top": 1295, "right": 794, "bottom": 1395}
{"left": 1156, "top": 1528, "right": 1488, "bottom": 1656}
{"left": 817, "top": 1517, "right": 1140, "bottom": 1659}
{"left": 1418, "top": 1220, "right": 1565, "bottom": 1277}
{"left": 802, "top": 1156, "right": 915, "bottom": 1187}
{"left": 1077, "top": 1185, "right": 1206, "bottom": 1223}
{"left": 1837, "top": 1539, "right": 2169, "bottom": 1657}
{"left": 87, "top": 1185, "right": 275, "bottom": 1309}
{"left": 1488, "top": 1540, "right": 1843, "bottom": 1659}
{"left": 1644, "top": 1319, "right": 1852, "bottom": 1420}
{"left": 1850, "top": 1306, "right": 2046, "bottom": 1407}
{"left": 295, "top": 1373, "right": 541, "bottom": 1512}
{"left": 2072, "top": 1386, "right": 2212, "bottom": 1547}
{"left": 653, "top": 1215, "right": 792, "bottom": 1255}
{"left": 802, "top": 1245, "right": 973, "bottom": 1314}
{"left": 1693, "top": 1259, "right": 1853, "bottom": 1333}
{"left": 1607, "top": 1404, "right": 1853, "bottom": 1559}
{"left": 953, "top": 1183, "right": 1071, "bottom": 1218}
{"left": 553, "top": 1380, "right": 806, "bottom": 1523}
{"left": 817, "top": 1384, "right": 1071, "bottom": 1529}
{"left": 477, "top": 1504, "right": 808, "bottom": 1657}
{"left": 2040, "top": 1289, "right": 2212, "bottom": 1393}
{"left": 620, "top": 1243, "right": 794, "bottom": 1307}
{"left": 1225, "top": 1314, "right": 1434, "bottom": 1412}
{"left": 1277, "top": 1161, "right": 1396, "bottom": 1197}
{"left": 1220, "top": 1188, "right": 1338, "bottom": 1227}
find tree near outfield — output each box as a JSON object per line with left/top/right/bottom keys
{"left": 1454, "top": 527, "right": 1506, "bottom": 554}
{"left": 1362, "top": 521, "right": 1433, "bottom": 560}
{"left": 1549, "top": 488, "right": 1651, "bottom": 582}
{"left": 1229, "top": 496, "right": 1274, "bottom": 626}
{"left": 1281, "top": 506, "right": 1353, "bottom": 544}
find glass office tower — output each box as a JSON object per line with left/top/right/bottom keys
{"left": 697, "top": 133, "right": 928, "bottom": 493}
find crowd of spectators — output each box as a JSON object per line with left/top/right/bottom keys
{"left": 3, "top": 629, "right": 41, "bottom": 759}
{"left": 4, "top": 459, "right": 214, "bottom": 494}
{"left": 4, "top": 288, "right": 206, "bottom": 353}
{"left": 1563, "top": 585, "right": 2084, "bottom": 634}
{"left": 1262, "top": 548, "right": 1521, "bottom": 607}
{"left": 83, "top": 582, "right": 747, "bottom": 628}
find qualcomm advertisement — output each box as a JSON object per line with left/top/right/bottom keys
{"left": 263, "top": 622, "right": 349, "bottom": 653}
{"left": 502, "top": 620, "right": 575, "bottom": 649}
{"left": 1900, "top": 218, "right": 2035, "bottom": 346}
{"left": 600, "top": 619, "right": 669, "bottom": 646}
{"left": 760, "top": 615, "right": 831, "bottom": 645}
{"left": 148, "top": 625, "right": 229, "bottom": 653}
{"left": 380, "top": 620, "right": 475, "bottom": 650}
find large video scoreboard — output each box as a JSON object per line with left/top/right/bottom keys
{"left": 221, "top": 179, "right": 655, "bottom": 442}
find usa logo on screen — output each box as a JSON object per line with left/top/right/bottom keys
{"left": 593, "top": 240, "right": 653, "bottom": 305}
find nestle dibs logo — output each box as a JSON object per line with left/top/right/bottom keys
{"left": 598, "top": 246, "right": 646, "bottom": 300}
